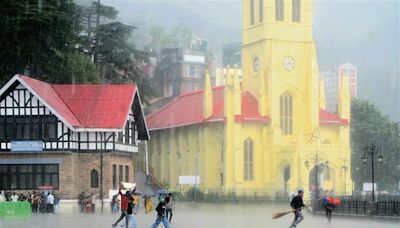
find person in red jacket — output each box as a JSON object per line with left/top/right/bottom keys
{"left": 112, "top": 184, "right": 136, "bottom": 228}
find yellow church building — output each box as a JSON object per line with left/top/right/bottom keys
{"left": 146, "top": 0, "right": 352, "bottom": 198}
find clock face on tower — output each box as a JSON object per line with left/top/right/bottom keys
{"left": 253, "top": 57, "right": 261, "bottom": 73}
{"left": 282, "top": 56, "right": 295, "bottom": 72}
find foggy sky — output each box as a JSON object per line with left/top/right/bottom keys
{"left": 96, "top": 0, "right": 399, "bottom": 121}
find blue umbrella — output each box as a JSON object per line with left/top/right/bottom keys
{"left": 156, "top": 189, "right": 168, "bottom": 194}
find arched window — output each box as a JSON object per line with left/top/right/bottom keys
{"left": 292, "top": 0, "right": 301, "bottom": 22}
{"left": 275, "top": 0, "right": 284, "bottom": 21}
{"left": 280, "top": 93, "right": 293, "bottom": 135}
{"left": 250, "top": 0, "right": 255, "bottom": 25}
{"left": 243, "top": 138, "right": 254, "bottom": 181}
{"left": 283, "top": 165, "right": 291, "bottom": 191}
{"left": 91, "top": 169, "right": 99, "bottom": 188}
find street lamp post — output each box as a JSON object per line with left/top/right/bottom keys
{"left": 341, "top": 158, "right": 348, "bottom": 195}
{"left": 193, "top": 155, "right": 201, "bottom": 201}
{"left": 361, "top": 142, "right": 383, "bottom": 202}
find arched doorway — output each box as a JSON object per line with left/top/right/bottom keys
{"left": 309, "top": 164, "right": 336, "bottom": 196}
{"left": 283, "top": 165, "right": 291, "bottom": 191}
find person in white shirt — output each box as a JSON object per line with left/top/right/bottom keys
{"left": 47, "top": 192, "right": 55, "bottom": 214}
{"left": 10, "top": 192, "right": 19, "bottom": 202}
{"left": 0, "top": 190, "right": 6, "bottom": 202}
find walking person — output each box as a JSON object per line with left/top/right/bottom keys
{"left": 144, "top": 195, "right": 153, "bottom": 214}
{"left": 132, "top": 193, "right": 139, "bottom": 214}
{"left": 289, "top": 190, "right": 306, "bottom": 228}
{"left": 47, "top": 192, "right": 55, "bottom": 214}
{"left": 111, "top": 194, "right": 119, "bottom": 213}
{"left": 150, "top": 198, "right": 171, "bottom": 228}
{"left": 91, "top": 193, "right": 97, "bottom": 213}
{"left": 165, "top": 193, "right": 173, "bottom": 224}
{"left": 127, "top": 195, "right": 138, "bottom": 228}
{"left": 31, "top": 192, "right": 39, "bottom": 213}
{"left": 78, "top": 191, "right": 85, "bottom": 213}
{"left": 112, "top": 184, "right": 136, "bottom": 228}
{"left": 54, "top": 194, "right": 60, "bottom": 214}
{"left": 322, "top": 192, "right": 339, "bottom": 223}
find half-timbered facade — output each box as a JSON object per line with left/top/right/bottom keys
{"left": 0, "top": 75, "right": 149, "bottom": 198}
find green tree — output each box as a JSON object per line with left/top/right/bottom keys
{"left": 169, "top": 23, "right": 193, "bottom": 48}
{"left": 0, "top": 0, "right": 94, "bottom": 83}
{"left": 77, "top": 1, "right": 156, "bottom": 98}
{"left": 148, "top": 23, "right": 193, "bottom": 51}
{"left": 351, "top": 99, "right": 400, "bottom": 192}
{"left": 148, "top": 26, "right": 171, "bottom": 52}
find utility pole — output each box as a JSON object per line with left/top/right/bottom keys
{"left": 193, "top": 155, "right": 200, "bottom": 201}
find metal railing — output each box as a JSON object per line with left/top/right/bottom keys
{"left": 314, "top": 195, "right": 400, "bottom": 217}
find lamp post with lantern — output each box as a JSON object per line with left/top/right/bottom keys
{"left": 361, "top": 142, "right": 383, "bottom": 202}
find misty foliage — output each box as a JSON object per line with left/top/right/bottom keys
{"left": 148, "top": 23, "right": 193, "bottom": 51}
{"left": 0, "top": 0, "right": 156, "bottom": 99}
{"left": 351, "top": 99, "right": 400, "bottom": 192}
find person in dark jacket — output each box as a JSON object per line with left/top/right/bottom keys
{"left": 150, "top": 197, "right": 171, "bottom": 228}
{"left": 289, "top": 190, "right": 306, "bottom": 228}
{"left": 322, "top": 194, "right": 336, "bottom": 223}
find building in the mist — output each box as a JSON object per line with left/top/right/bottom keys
{"left": 146, "top": 0, "right": 352, "bottom": 197}
{"left": 320, "top": 63, "right": 357, "bottom": 112}
{"left": 222, "top": 42, "right": 242, "bottom": 68}
{"left": 153, "top": 48, "right": 207, "bottom": 99}
{"left": 0, "top": 75, "right": 149, "bottom": 199}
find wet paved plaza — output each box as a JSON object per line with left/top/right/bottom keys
{"left": 1, "top": 202, "right": 399, "bottom": 228}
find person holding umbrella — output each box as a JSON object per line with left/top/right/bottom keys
{"left": 112, "top": 183, "right": 136, "bottom": 228}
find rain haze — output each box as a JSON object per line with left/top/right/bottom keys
{"left": 100, "top": 0, "right": 400, "bottom": 121}
{"left": 0, "top": 0, "right": 400, "bottom": 227}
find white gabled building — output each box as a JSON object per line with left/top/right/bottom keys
{"left": 0, "top": 74, "right": 149, "bottom": 199}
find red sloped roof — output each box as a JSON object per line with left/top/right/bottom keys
{"left": 19, "top": 75, "right": 136, "bottom": 129}
{"left": 235, "top": 92, "right": 270, "bottom": 123}
{"left": 319, "top": 108, "right": 349, "bottom": 125}
{"left": 146, "top": 86, "right": 224, "bottom": 130}
{"left": 146, "top": 86, "right": 270, "bottom": 130}
{"left": 53, "top": 84, "right": 135, "bottom": 129}
{"left": 20, "top": 76, "right": 82, "bottom": 127}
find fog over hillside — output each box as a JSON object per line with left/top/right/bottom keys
{"left": 93, "top": 0, "right": 399, "bottom": 121}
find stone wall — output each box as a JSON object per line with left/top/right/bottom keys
{"left": 0, "top": 151, "right": 136, "bottom": 199}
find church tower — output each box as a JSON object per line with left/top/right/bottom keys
{"left": 241, "top": 0, "right": 319, "bottom": 137}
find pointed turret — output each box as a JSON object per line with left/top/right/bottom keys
{"left": 319, "top": 78, "right": 326, "bottom": 109}
{"left": 225, "top": 65, "right": 232, "bottom": 87}
{"left": 232, "top": 65, "right": 241, "bottom": 115}
{"left": 203, "top": 70, "right": 213, "bottom": 119}
{"left": 338, "top": 74, "right": 350, "bottom": 120}
{"left": 224, "top": 65, "right": 232, "bottom": 117}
